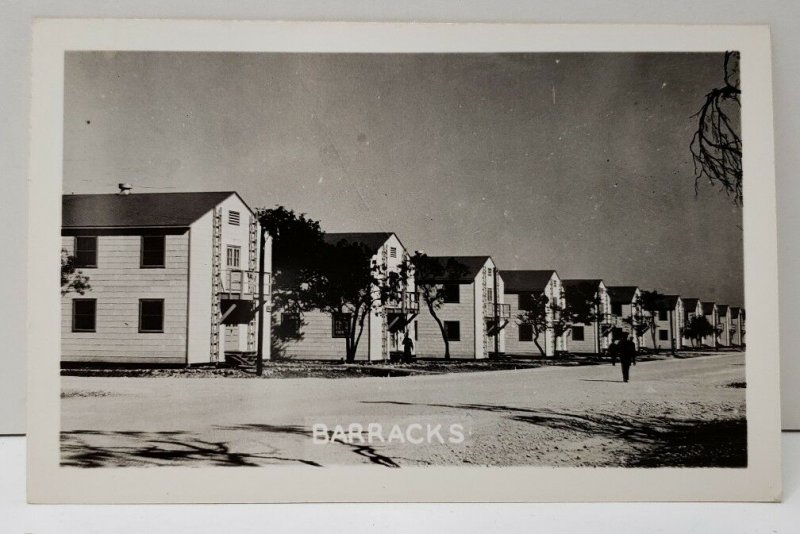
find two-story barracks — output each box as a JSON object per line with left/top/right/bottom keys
{"left": 61, "top": 188, "right": 272, "bottom": 366}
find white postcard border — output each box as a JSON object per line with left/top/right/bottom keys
{"left": 27, "top": 19, "right": 781, "bottom": 503}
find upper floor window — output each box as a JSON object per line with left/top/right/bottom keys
{"left": 389, "top": 246, "right": 397, "bottom": 259}
{"left": 611, "top": 302, "right": 622, "bottom": 316}
{"left": 226, "top": 245, "right": 241, "bottom": 268}
{"left": 443, "top": 283, "right": 460, "bottom": 303}
{"left": 71, "top": 299, "right": 96, "bottom": 332}
{"left": 228, "top": 210, "right": 241, "bottom": 226}
{"left": 658, "top": 309, "right": 668, "bottom": 321}
{"left": 140, "top": 235, "right": 165, "bottom": 268}
{"left": 486, "top": 267, "right": 493, "bottom": 278}
{"left": 487, "top": 288, "right": 494, "bottom": 302}
{"left": 74, "top": 236, "right": 97, "bottom": 268}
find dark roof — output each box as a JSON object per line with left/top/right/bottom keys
{"left": 607, "top": 286, "right": 638, "bottom": 304}
{"left": 730, "top": 306, "right": 740, "bottom": 318}
{"left": 717, "top": 304, "right": 729, "bottom": 315}
{"left": 562, "top": 279, "right": 603, "bottom": 288}
{"left": 62, "top": 191, "right": 239, "bottom": 228}
{"left": 682, "top": 298, "right": 700, "bottom": 309}
{"left": 562, "top": 279, "right": 603, "bottom": 306}
{"left": 323, "top": 232, "right": 394, "bottom": 253}
{"left": 702, "top": 302, "right": 716, "bottom": 315}
{"left": 417, "top": 256, "right": 491, "bottom": 283}
{"left": 500, "top": 270, "right": 556, "bottom": 293}
{"left": 658, "top": 295, "right": 680, "bottom": 309}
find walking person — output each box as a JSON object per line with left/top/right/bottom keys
{"left": 618, "top": 332, "right": 637, "bottom": 383}
{"left": 402, "top": 333, "right": 415, "bottom": 363}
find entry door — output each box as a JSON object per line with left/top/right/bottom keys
{"left": 224, "top": 324, "right": 239, "bottom": 352}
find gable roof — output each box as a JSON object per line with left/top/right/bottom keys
{"left": 682, "top": 297, "right": 700, "bottom": 310}
{"left": 562, "top": 279, "right": 604, "bottom": 306}
{"left": 62, "top": 191, "right": 240, "bottom": 228}
{"left": 607, "top": 286, "right": 639, "bottom": 304}
{"left": 658, "top": 295, "right": 681, "bottom": 310}
{"left": 323, "top": 232, "right": 395, "bottom": 253}
{"left": 500, "top": 270, "right": 557, "bottom": 293}
{"left": 717, "top": 304, "right": 729, "bottom": 315}
{"left": 417, "top": 256, "right": 492, "bottom": 283}
{"left": 702, "top": 302, "right": 716, "bottom": 315}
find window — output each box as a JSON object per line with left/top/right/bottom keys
{"left": 487, "top": 288, "right": 494, "bottom": 302}
{"left": 140, "top": 235, "right": 166, "bottom": 268}
{"left": 139, "top": 299, "right": 164, "bottom": 333}
{"left": 74, "top": 236, "right": 97, "bottom": 268}
{"left": 519, "top": 323, "right": 533, "bottom": 342}
{"left": 659, "top": 329, "right": 669, "bottom": 341}
{"left": 611, "top": 302, "right": 622, "bottom": 316}
{"left": 226, "top": 246, "right": 241, "bottom": 268}
{"left": 389, "top": 246, "right": 397, "bottom": 258}
{"left": 486, "top": 267, "right": 493, "bottom": 277}
{"left": 658, "top": 309, "right": 668, "bottom": 321}
{"left": 228, "top": 210, "right": 240, "bottom": 226}
{"left": 443, "top": 283, "right": 460, "bottom": 303}
{"left": 332, "top": 313, "right": 351, "bottom": 338}
{"left": 281, "top": 313, "right": 301, "bottom": 338}
{"left": 444, "top": 321, "right": 460, "bottom": 341}
{"left": 71, "top": 299, "right": 96, "bottom": 332}
{"left": 571, "top": 325, "right": 585, "bottom": 341}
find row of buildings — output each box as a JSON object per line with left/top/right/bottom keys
{"left": 60, "top": 190, "right": 744, "bottom": 365}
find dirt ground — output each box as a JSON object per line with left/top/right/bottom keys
{"left": 60, "top": 351, "right": 746, "bottom": 468}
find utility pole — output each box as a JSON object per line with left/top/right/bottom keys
{"left": 255, "top": 223, "right": 266, "bottom": 376}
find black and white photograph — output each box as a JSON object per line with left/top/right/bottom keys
{"left": 26, "top": 20, "right": 781, "bottom": 503}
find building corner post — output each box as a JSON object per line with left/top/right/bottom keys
{"left": 256, "top": 223, "right": 266, "bottom": 376}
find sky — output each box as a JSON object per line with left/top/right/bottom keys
{"left": 63, "top": 51, "right": 744, "bottom": 306}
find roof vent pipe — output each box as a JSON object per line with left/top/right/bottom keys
{"left": 118, "top": 183, "right": 132, "bottom": 195}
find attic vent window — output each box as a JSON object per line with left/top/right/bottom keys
{"left": 389, "top": 246, "right": 397, "bottom": 258}
{"left": 228, "top": 211, "right": 240, "bottom": 226}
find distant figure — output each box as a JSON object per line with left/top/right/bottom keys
{"left": 619, "top": 333, "right": 637, "bottom": 383}
{"left": 608, "top": 338, "right": 621, "bottom": 366}
{"left": 402, "top": 334, "right": 415, "bottom": 363}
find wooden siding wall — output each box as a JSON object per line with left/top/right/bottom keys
{"left": 416, "top": 283, "right": 477, "bottom": 359}
{"left": 61, "top": 232, "right": 189, "bottom": 364}
{"left": 503, "top": 274, "right": 563, "bottom": 357}
{"left": 278, "top": 309, "right": 370, "bottom": 361}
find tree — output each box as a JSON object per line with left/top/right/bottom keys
{"left": 61, "top": 249, "right": 91, "bottom": 296}
{"left": 516, "top": 293, "right": 550, "bottom": 357}
{"left": 690, "top": 51, "right": 742, "bottom": 205}
{"left": 411, "top": 253, "right": 469, "bottom": 359}
{"left": 257, "top": 206, "right": 327, "bottom": 356}
{"left": 683, "top": 315, "right": 715, "bottom": 348}
{"left": 564, "top": 282, "right": 605, "bottom": 352}
{"left": 621, "top": 304, "right": 648, "bottom": 352}
{"left": 315, "top": 239, "right": 410, "bottom": 363}
{"left": 638, "top": 290, "right": 665, "bottom": 352}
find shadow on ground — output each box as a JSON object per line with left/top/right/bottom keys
{"left": 361, "top": 401, "right": 747, "bottom": 468}
{"left": 60, "top": 426, "right": 323, "bottom": 468}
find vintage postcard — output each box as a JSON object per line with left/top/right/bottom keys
{"left": 28, "top": 20, "right": 780, "bottom": 502}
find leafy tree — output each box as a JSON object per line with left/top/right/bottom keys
{"left": 315, "top": 239, "right": 411, "bottom": 363}
{"left": 621, "top": 304, "right": 648, "bottom": 351}
{"left": 690, "top": 51, "right": 742, "bottom": 205}
{"left": 257, "top": 206, "right": 327, "bottom": 354}
{"left": 639, "top": 290, "right": 665, "bottom": 352}
{"left": 565, "top": 282, "right": 603, "bottom": 326}
{"left": 683, "top": 315, "right": 715, "bottom": 348}
{"left": 60, "top": 249, "right": 91, "bottom": 296}
{"left": 411, "top": 253, "right": 469, "bottom": 359}
{"left": 516, "top": 292, "right": 566, "bottom": 357}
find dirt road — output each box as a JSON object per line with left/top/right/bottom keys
{"left": 61, "top": 352, "right": 746, "bottom": 468}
